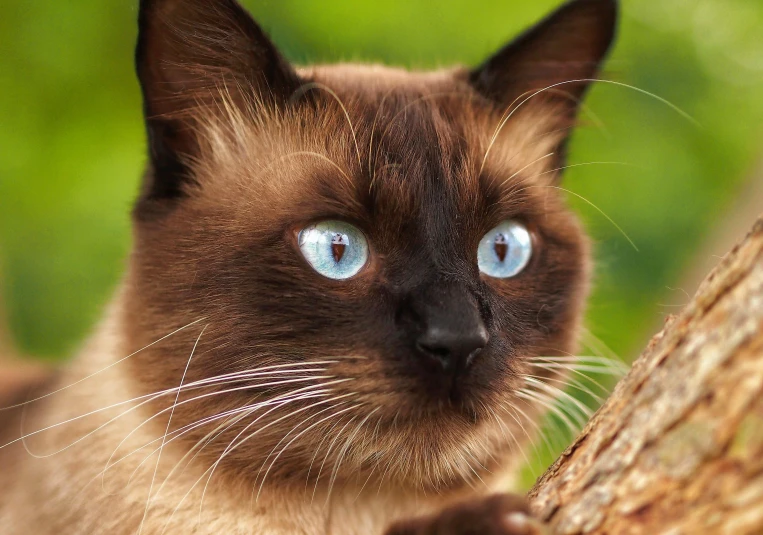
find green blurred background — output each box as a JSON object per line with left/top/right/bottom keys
{"left": 1, "top": 0, "right": 762, "bottom": 482}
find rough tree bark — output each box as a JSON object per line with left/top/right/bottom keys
{"left": 528, "top": 216, "right": 763, "bottom": 535}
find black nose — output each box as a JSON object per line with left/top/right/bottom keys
{"left": 404, "top": 283, "right": 490, "bottom": 374}
{"left": 416, "top": 324, "right": 489, "bottom": 373}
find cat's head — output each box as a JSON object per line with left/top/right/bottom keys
{"left": 124, "top": 0, "right": 616, "bottom": 492}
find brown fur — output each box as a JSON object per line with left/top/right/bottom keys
{"left": 0, "top": 0, "right": 617, "bottom": 533}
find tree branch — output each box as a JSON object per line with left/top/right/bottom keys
{"left": 529, "top": 216, "right": 763, "bottom": 534}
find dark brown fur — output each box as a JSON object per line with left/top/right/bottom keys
{"left": 1, "top": 1, "right": 617, "bottom": 533}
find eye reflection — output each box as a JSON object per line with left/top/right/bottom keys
{"left": 494, "top": 233, "right": 509, "bottom": 262}
{"left": 331, "top": 233, "right": 348, "bottom": 263}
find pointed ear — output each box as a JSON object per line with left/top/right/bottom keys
{"left": 135, "top": 0, "right": 301, "bottom": 205}
{"left": 469, "top": 0, "right": 617, "bottom": 114}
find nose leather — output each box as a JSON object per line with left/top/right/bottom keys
{"left": 408, "top": 284, "right": 489, "bottom": 375}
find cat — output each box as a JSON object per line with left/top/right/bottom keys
{"left": 0, "top": 0, "right": 616, "bottom": 533}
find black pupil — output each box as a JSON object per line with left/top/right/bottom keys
{"left": 331, "top": 233, "right": 348, "bottom": 263}
{"left": 494, "top": 233, "right": 509, "bottom": 262}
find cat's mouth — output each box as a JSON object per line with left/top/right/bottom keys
{"left": 388, "top": 378, "right": 495, "bottom": 428}
{"left": 371, "top": 399, "right": 486, "bottom": 439}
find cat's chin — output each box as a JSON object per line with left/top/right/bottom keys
{"left": 362, "top": 412, "right": 512, "bottom": 493}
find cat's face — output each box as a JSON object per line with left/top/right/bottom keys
{"left": 124, "top": 0, "right": 615, "bottom": 492}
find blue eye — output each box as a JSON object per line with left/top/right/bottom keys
{"left": 298, "top": 221, "right": 369, "bottom": 280}
{"left": 477, "top": 221, "right": 532, "bottom": 279}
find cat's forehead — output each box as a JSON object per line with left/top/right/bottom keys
{"left": 189, "top": 64, "right": 564, "bottom": 234}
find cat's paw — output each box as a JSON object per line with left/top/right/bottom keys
{"left": 384, "top": 493, "right": 548, "bottom": 535}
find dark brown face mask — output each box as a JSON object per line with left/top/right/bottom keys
{"left": 123, "top": 0, "right": 615, "bottom": 491}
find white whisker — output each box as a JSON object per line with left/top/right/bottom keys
{"left": 528, "top": 360, "right": 627, "bottom": 376}
{"left": 500, "top": 152, "right": 555, "bottom": 187}
{"left": 312, "top": 413, "right": 358, "bottom": 503}
{"left": 195, "top": 378, "right": 355, "bottom": 524}
{"left": 255, "top": 400, "right": 361, "bottom": 502}
{"left": 516, "top": 390, "right": 584, "bottom": 433}
{"left": 106, "top": 383, "right": 331, "bottom": 489}
{"left": 15, "top": 373, "right": 335, "bottom": 459}
{"left": 139, "top": 324, "right": 206, "bottom": 534}
{"left": 492, "top": 405, "right": 534, "bottom": 471}
{"left": 522, "top": 377, "right": 594, "bottom": 421}
{"left": 507, "top": 400, "right": 559, "bottom": 457}
{"left": 324, "top": 407, "right": 378, "bottom": 506}
{"left": 522, "top": 373, "right": 605, "bottom": 404}
{"left": 481, "top": 78, "right": 699, "bottom": 176}
{"left": 304, "top": 411, "right": 352, "bottom": 493}
{"left": 2, "top": 318, "right": 206, "bottom": 412}
{"left": 159, "top": 388, "right": 343, "bottom": 535}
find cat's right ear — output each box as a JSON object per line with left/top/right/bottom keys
{"left": 468, "top": 0, "right": 617, "bottom": 118}
{"left": 135, "top": 0, "right": 301, "bottom": 207}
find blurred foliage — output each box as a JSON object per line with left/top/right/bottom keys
{"left": 1, "top": 0, "right": 762, "bottom": 484}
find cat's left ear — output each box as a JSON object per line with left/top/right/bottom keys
{"left": 469, "top": 0, "right": 617, "bottom": 118}
{"left": 135, "top": 0, "right": 301, "bottom": 208}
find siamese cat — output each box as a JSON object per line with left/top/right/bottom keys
{"left": 0, "top": 0, "right": 617, "bottom": 533}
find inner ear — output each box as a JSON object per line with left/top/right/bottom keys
{"left": 469, "top": 0, "right": 617, "bottom": 117}
{"left": 135, "top": 0, "right": 302, "bottom": 207}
